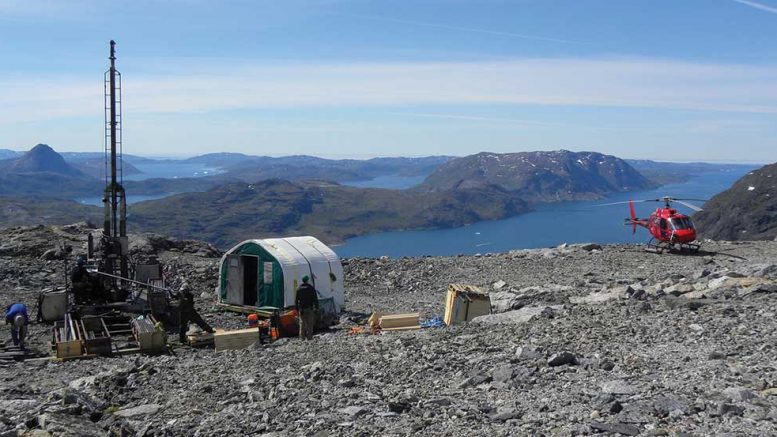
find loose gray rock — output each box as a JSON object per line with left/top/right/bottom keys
{"left": 547, "top": 351, "right": 577, "bottom": 367}
{"left": 601, "top": 380, "right": 637, "bottom": 395}
{"left": 114, "top": 403, "right": 161, "bottom": 418}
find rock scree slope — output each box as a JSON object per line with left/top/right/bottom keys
{"left": 1, "top": 224, "right": 776, "bottom": 435}
{"left": 694, "top": 162, "right": 777, "bottom": 241}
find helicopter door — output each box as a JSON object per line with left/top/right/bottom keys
{"left": 658, "top": 218, "right": 669, "bottom": 239}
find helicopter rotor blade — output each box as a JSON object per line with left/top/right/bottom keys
{"left": 674, "top": 200, "right": 704, "bottom": 212}
{"left": 596, "top": 199, "right": 654, "bottom": 207}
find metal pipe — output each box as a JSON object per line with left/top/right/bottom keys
{"left": 90, "top": 270, "right": 174, "bottom": 294}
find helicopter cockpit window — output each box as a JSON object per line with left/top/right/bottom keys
{"left": 670, "top": 217, "right": 693, "bottom": 230}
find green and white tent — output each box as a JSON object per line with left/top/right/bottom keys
{"left": 217, "top": 236, "right": 344, "bottom": 314}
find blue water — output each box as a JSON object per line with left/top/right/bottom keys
{"left": 343, "top": 175, "right": 427, "bottom": 189}
{"left": 334, "top": 167, "right": 757, "bottom": 258}
{"left": 76, "top": 193, "right": 177, "bottom": 206}
{"left": 76, "top": 162, "right": 220, "bottom": 204}
{"left": 123, "top": 162, "right": 221, "bottom": 181}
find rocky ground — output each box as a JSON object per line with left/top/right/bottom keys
{"left": 0, "top": 224, "right": 776, "bottom": 436}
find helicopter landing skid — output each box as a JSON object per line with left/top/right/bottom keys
{"left": 644, "top": 239, "right": 701, "bottom": 254}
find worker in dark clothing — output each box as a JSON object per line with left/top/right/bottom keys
{"left": 4, "top": 303, "right": 29, "bottom": 350}
{"left": 70, "top": 255, "right": 92, "bottom": 303}
{"left": 177, "top": 287, "right": 214, "bottom": 343}
{"left": 295, "top": 275, "right": 319, "bottom": 340}
{"left": 71, "top": 255, "right": 88, "bottom": 283}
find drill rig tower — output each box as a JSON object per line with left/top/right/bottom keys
{"left": 101, "top": 40, "right": 129, "bottom": 291}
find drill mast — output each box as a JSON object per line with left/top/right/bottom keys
{"left": 102, "top": 40, "right": 128, "bottom": 284}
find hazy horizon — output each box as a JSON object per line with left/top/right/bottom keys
{"left": 0, "top": 143, "right": 770, "bottom": 166}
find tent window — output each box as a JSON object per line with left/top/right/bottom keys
{"left": 263, "top": 262, "right": 273, "bottom": 285}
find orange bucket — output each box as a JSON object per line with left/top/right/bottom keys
{"left": 278, "top": 308, "right": 299, "bottom": 336}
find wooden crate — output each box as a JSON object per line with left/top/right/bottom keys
{"left": 187, "top": 332, "right": 214, "bottom": 347}
{"left": 444, "top": 284, "right": 491, "bottom": 326}
{"left": 53, "top": 319, "right": 84, "bottom": 359}
{"left": 80, "top": 317, "right": 112, "bottom": 356}
{"left": 367, "top": 312, "right": 384, "bottom": 329}
{"left": 132, "top": 317, "right": 166, "bottom": 352}
{"left": 55, "top": 340, "right": 83, "bottom": 359}
{"left": 379, "top": 313, "right": 420, "bottom": 329}
{"left": 214, "top": 327, "right": 261, "bottom": 351}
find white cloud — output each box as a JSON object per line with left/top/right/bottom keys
{"left": 732, "top": 0, "right": 777, "bottom": 14}
{"left": 2, "top": 57, "right": 777, "bottom": 127}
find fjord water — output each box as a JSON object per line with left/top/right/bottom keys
{"left": 76, "top": 162, "right": 218, "bottom": 205}
{"left": 335, "top": 167, "right": 758, "bottom": 258}
{"left": 122, "top": 162, "right": 220, "bottom": 181}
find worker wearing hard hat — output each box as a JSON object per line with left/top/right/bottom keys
{"left": 295, "top": 275, "right": 319, "bottom": 340}
{"left": 4, "top": 303, "right": 29, "bottom": 350}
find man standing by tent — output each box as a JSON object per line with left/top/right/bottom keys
{"left": 4, "top": 303, "right": 29, "bottom": 350}
{"left": 295, "top": 276, "right": 319, "bottom": 340}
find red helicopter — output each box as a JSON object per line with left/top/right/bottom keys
{"left": 600, "top": 196, "right": 706, "bottom": 253}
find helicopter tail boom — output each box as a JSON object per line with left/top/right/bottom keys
{"left": 629, "top": 200, "right": 637, "bottom": 234}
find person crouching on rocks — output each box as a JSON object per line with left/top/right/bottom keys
{"left": 4, "top": 303, "right": 29, "bottom": 350}
{"left": 295, "top": 276, "right": 319, "bottom": 340}
{"left": 177, "top": 284, "right": 215, "bottom": 344}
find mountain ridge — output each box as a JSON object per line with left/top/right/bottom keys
{"left": 694, "top": 162, "right": 777, "bottom": 241}
{"left": 419, "top": 150, "right": 655, "bottom": 202}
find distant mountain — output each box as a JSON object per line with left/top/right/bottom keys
{"left": 129, "top": 179, "right": 529, "bottom": 246}
{"left": 60, "top": 152, "right": 158, "bottom": 166}
{"left": 0, "top": 196, "right": 101, "bottom": 227}
{"left": 419, "top": 150, "right": 655, "bottom": 202}
{"left": 183, "top": 153, "right": 453, "bottom": 184}
{"left": 693, "top": 163, "right": 777, "bottom": 241}
{"left": 0, "top": 144, "right": 102, "bottom": 197}
{"left": 183, "top": 152, "right": 252, "bottom": 167}
{"left": 626, "top": 160, "right": 757, "bottom": 185}
{"left": 0, "top": 149, "right": 20, "bottom": 160}
{"left": 1, "top": 144, "right": 86, "bottom": 177}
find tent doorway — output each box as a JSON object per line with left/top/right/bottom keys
{"left": 243, "top": 256, "right": 258, "bottom": 306}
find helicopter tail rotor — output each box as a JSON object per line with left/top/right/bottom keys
{"left": 629, "top": 200, "right": 637, "bottom": 234}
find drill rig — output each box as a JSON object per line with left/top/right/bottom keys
{"left": 39, "top": 42, "right": 174, "bottom": 356}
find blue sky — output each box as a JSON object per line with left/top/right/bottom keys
{"left": 1, "top": 0, "right": 777, "bottom": 162}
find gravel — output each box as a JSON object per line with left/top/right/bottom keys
{"left": 0, "top": 224, "right": 776, "bottom": 435}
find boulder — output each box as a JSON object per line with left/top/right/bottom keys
{"left": 547, "top": 352, "right": 577, "bottom": 367}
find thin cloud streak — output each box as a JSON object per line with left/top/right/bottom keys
{"left": 3, "top": 57, "right": 777, "bottom": 126}
{"left": 732, "top": 0, "right": 777, "bottom": 14}
{"left": 343, "top": 13, "right": 579, "bottom": 44}
{"left": 391, "top": 111, "right": 639, "bottom": 132}
{"left": 392, "top": 112, "right": 559, "bottom": 126}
